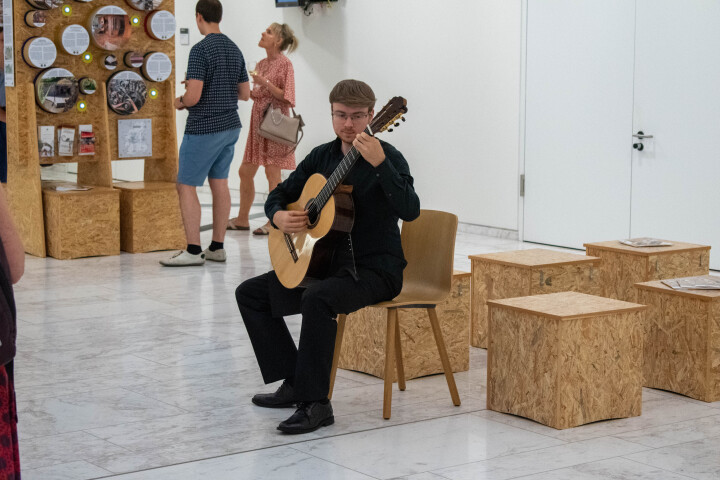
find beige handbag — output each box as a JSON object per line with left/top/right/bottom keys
{"left": 258, "top": 104, "right": 305, "bottom": 148}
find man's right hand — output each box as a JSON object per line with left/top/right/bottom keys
{"left": 273, "top": 210, "right": 309, "bottom": 234}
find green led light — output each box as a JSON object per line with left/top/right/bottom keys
{"left": 149, "top": 88, "right": 159, "bottom": 99}
{"left": 77, "top": 101, "right": 87, "bottom": 112}
{"left": 82, "top": 52, "right": 93, "bottom": 64}
{"left": 131, "top": 15, "right": 141, "bottom": 25}
{"left": 62, "top": 5, "right": 72, "bottom": 16}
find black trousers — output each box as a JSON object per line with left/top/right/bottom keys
{"left": 236, "top": 267, "right": 400, "bottom": 401}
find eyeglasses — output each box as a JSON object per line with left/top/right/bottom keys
{"left": 331, "top": 112, "right": 369, "bottom": 123}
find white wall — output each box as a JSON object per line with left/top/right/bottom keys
{"left": 168, "top": 0, "right": 521, "bottom": 230}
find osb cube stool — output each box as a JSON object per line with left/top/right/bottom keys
{"left": 42, "top": 184, "right": 120, "bottom": 260}
{"left": 487, "top": 291, "right": 646, "bottom": 430}
{"left": 469, "top": 249, "right": 600, "bottom": 348}
{"left": 585, "top": 240, "right": 710, "bottom": 302}
{"left": 114, "top": 182, "right": 185, "bottom": 253}
{"left": 337, "top": 270, "right": 471, "bottom": 381}
{"left": 635, "top": 278, "right": 720, "bottom": 402}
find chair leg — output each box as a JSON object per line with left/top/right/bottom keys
{"left": 383, "top": 308, "right": 398, "bottom": 419}
{"left": 394, "top": 314, "right": 406, "bottom": 391}
{"left": 427, "top": 307, "right": 461, "bottom": 406}
{"left": 328, "top": 313, "right": 347, "bottom": 400}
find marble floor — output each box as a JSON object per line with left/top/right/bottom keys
{"left": 13, "top": 202, "right": 720, "bottom": 480}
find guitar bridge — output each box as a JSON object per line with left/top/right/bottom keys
{"left": 284, "top": 233, "right": 299, "bottom": 263}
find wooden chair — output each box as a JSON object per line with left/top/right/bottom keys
{"left": 328, "top": 209, "right": 461, "bottom": 419}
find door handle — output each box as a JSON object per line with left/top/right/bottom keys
{"left": 633, "top": 131, "right": 654, "bottom": 139}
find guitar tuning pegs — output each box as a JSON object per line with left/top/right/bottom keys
{"left": 388, "top": 128, "right": 394, "bottom": 132}
{"left": 394, "top": 123, "right": 400, "bottom": 127}
{"left": 401, "top": 117, "right": 406, "bottom": 122}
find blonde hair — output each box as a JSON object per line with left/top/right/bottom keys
{"left": 270, "top": 23, "right": 298, "bottom": 53}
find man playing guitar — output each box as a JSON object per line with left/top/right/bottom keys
{"left": 236, "top": 79, "right": 420, "bottom": 434}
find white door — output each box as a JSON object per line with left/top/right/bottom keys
{"left": 631, "top": 0, "right": 720, "bottom": 269}
{"left": 523, "top": 0, "right": 636, "bottom": 248}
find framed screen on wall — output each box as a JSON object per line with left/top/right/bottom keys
{"left": 275, "top": 0, "right": 303, "bottom": 7}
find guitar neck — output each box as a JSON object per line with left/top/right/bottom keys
{"left": 315, "top": 126, "right": 372, "bottom": 209}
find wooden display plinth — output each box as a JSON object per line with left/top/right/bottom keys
{"left": 42, "top": 184, "right": 120, "bottom": 260}
{"left": 585, "top": 240, "right": 710, "bottom": 302}
{"left": 487, "top": 292, "right": 645, "bottom": 430}
{"left": 636, "top": 278, "right": 720, "bottom": 402}
{"left": 469, "top": 249, "right": 600, "bottom": 348}
{"left": 338, "top": 271, "right": 470, "bottom": 381}
{"left": 115, "top": 182, "right": 185, "bottom": 253}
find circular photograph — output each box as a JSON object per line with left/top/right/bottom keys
{"left": 145, "top": 10, "right": 175, "bottom": 41}
{"left": 79, "top": 77, "right": 98, "bottom": 95}
{"left": 22, "top": 37, "right": 57, "bottom": 69}
{"left": 60, "top": 25, "right": 91, "bottom": 56}
{"left": 104, "top": 54, "right": 118, "bottom": 70}
{"left": 26, "top": 0, "right": 63, "bottom": 10}
{"left": 88, "top": 6, "right": 132, "bottom": 51}
{"left": 125, "top": 0, "right": 163, "bottom": 11}
{"left": 25, "top": 10, "right": 47, "bottom": 28}
{"left": 124, "top": 51, "right": 144, "bottom": 68}
{"left": 107, "top": 70, "right": 148, "bottom": 115}
{"left": 35, "top": 68, "right": 80, "bottom": 114}
{"left": 141, "top": 52, "right": 172, "bottom": 82}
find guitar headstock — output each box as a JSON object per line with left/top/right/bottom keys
{"left": 369, "top": 96, "right": 408, "bottom": 134}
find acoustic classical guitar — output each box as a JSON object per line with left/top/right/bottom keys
{"left": 269, "top": 96, "right": 408, "bottom": 289}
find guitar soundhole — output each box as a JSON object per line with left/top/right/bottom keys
{"left": 305, "top": 199, "right": 320, "bottom": 227}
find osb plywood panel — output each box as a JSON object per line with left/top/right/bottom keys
{"left": 77, "top": 82, "right": 113, "bottom": 188}
{"left": 116, "top": 181, "right": 185, "bottom": 253}
{"left": 648, "top": 250, "right": 710, "bottom": 280}
{"left": 637, "top": 287, "right": 720, "bottom": 402}
{"left": 586, "top": 247, "right": 648, "bottom": 302}
{"left": 43, "top": 186, "right": 120, "bottom": 260}
{"left": 487, "top": 306, "right": 643, "bottom": 430}
{"left": 528, "top": 263, "right": 601, "bottom": 296}
{"left": 487, "top": 292, "right": 645, "bottom": 320}
{"left": 584, "top": 240, "right": 710, "bottom": 256}
{"left": 469, "top": 249, "right": 599, "bottom": 268}
{"left": 338, "top": 273, "right": 470, "bottom": 381}
{"left": 471, "top": 256, "right": 601, "bottom": 348}
{"left": 636, "top": 279, "right": 720, "bottom": 301}
{"left": 471, "top": 261, "right": 530, "bottom": 348}
{"left": 5, "top": 84, "right": 46, "bottom": 257}
{"left": 710, "top": 303, "right": 720, "bottom": 402}
{"left": 587, "top": 246, "right": 710, "bottom": 302}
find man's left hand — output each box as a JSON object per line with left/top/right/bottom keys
{"left": 353, "top": 133, "right": 385, "bottom": 167}
{"left": 174, "top": 97, "right": 185, "bottom": 110}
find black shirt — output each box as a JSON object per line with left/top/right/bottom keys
{"left": 266, "top": 138, "right": 420, "bottom": 285}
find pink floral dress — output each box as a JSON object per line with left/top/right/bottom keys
{"left": 243, "top": 54, "right": 296, "bottom": 169}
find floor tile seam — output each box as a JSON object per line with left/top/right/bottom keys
{"left": 23, "top": 460, "right": 114, "bottom": 479}
{"left": 596, "top": 411, "right": 720, "bottom": 445}
{"left": 621, "top": 430, "right": 720, "bottom": 451}
{"left": 467, "top": 411, "right": 566, "bottom": 442}
{"left": 17, "top": 385, "right": 136, "bottom": 405}
{"left": 284, "top": 445, "right": 384, "bottom": 480}
{"left": 617, "top": 456, "right": 701, "bottom": 480}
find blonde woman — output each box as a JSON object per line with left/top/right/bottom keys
{"left": 228, "top": 23, "right": 298, "bottom": 235}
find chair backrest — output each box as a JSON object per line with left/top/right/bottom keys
{"left": 399, "top": 209, "right": 458, "bottom": 303}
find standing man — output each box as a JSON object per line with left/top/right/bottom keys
{"left": 236, "top": 80, "right": 420, "bottom": 434}
{"left": 161, "top": 0, "right": 250, "bottom": 266}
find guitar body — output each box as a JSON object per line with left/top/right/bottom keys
{"left": 269, "top": 173, "right": 354, "bottom": 289}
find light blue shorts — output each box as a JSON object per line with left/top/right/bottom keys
{"left": 177, "top": 128, "right": 241, "bottom": 186}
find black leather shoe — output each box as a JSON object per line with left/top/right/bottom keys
{"left": 252, "top": 381, "right": 297, "bottom": 408}
{"left": 277, "top": 401, "right": 334, "bottom": 434}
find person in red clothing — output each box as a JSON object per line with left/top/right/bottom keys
{"left": 0, "top": 183, "right": 24, "bottom": 479}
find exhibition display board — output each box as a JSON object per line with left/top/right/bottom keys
{"left": 5, "top": 0, "right": 182, "bottom": 258}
